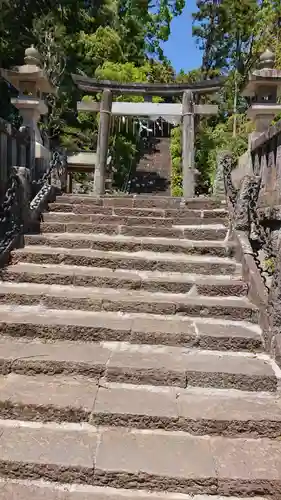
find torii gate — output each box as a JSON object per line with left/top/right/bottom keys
{"left": 71, "top": 75, "right": 224, "bottom": 198}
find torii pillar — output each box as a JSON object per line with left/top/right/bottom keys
{"left": 94, "top": 89, "right": 113, "bottom": 196}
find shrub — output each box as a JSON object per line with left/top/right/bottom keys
{"left": 170, "top": 126, "right": 183, "bottom": 197}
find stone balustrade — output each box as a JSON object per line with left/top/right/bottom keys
{"left": 251, "top": 119, "right": 281, "bottom": 208}
{"left": 0, "top": 118, "right": 31, "bottom": 200}
{"left": 219, "top": 119, "right": 281, "bottom": 369}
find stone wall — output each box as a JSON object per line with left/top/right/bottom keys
{"left": 221, "top": 123, "right": 281, "bottom": 369}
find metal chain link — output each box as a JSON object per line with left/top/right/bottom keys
{"left": 0, "top": 174, "right": 23, "bottom": 251}
{"left": 0, "top": 150, "right": 67, "bottom": 255}
{"left": 222, "top": 151, "right": 273, "bottom": 291}
{"left": 32, "top": 150, "right": 67, "bottom": 192}
{"left": 222, "top": 153, "right": 238, "bottom": 207}
{"left": 247, "top": 181, "right": 273, "bottom": 291}
{"left": 248, "top": 183, "right": 272, "bottom": 255}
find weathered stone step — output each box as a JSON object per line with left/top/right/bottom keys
{"left": 0, "top": 281, "right": 257, "bottom": 321}
{"left": 44, "top": 212, "right": 227, "bottom": 228}
{"left": 55, "top": 194, "right": 225, "bottom": 210}
{"left": 40, "top": 221, "right": 228, "bottom": 241}
{"left": 0, "top": 337, "right": 275, "bottom": 391}
{"left": 3, "top": 262, "right": 247, "bottom": 296}
{"left": 25, "top": 233, "right": 232, "bottom": 257}
{"left": 0, "top": 479, "right": 270, "bottom": 500}
{"left": 49, "top": 202, "right": 228, "bottom": 220}
{"left": 12, "top": 246, "right": 239, "bottom": 274}
{"left": 1, "top": 373, "right": 281, "bottom": 438}
{"left": 0, "top": 421, "right": 280, "bottom": 495}
{"left": 91, "top": 383, "right": 281, "bottom": 437}
{"left": 0, "top": 305, "right": 262, "bottom": 351}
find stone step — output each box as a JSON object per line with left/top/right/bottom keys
{"left": 12, "top": 246, "right": 239, "bottom": 274}
{"left": 0, "top": 479, "right": 270, "bottom": 500}
{"left": 0, "top": 421, "right": 280, "bottom": 495}
{"left": 44, "top": 212, "right": 227, "bottom": 228}
{"left": 25, "top": 233, "right": 232, "bottom": 257}
{"left": 55, "top": 194, "right": 225, "bottom": 210}
{"left": 49, "top": 202, "right": 228, "bottom": 220}
{"left": 3, "top": 262, "right": 247, "bottom": 296}
{"left": 0, "top": 337, "right": 277, "bottom": 390}
{"left": 0, "top": 374, "right": 280, "bottom": 438}
{"left": 0, "top": 281, "right": 257, "bottom": 321}
{"left": 40, "top": 221, "right": 228, "bottom": 241}
{"left": 0, "top": 305, "right": 262, "bottom": 351}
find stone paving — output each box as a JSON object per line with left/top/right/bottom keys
{"left": 0, "top": 194, "right": 281, "bottom": 499}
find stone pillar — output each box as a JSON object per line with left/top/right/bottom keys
{"left": 213, "top": 151, "right": 226, "bottom": 198}
{"left": 12, "top": 166, "right": 31, "bottom": 232}
{"left": 11, "top": 137, "right": 17, "bottom": 167}
{"left": 182, "top": 90, "right": 195, "bottom": 198}
{"left": 0, "top": 131, "right": 8, "bottom": 192}
{"left": 94, "top": 89, "right": 113, "bottom": 196}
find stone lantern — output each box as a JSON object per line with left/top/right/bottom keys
{"left": 242, "top": 49, "right": 281, "bottom": 142}
{"left": 1, "top": 45, "right": 56, "bottom": 173}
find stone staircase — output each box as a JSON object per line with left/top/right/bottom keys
{"left": 0, "top": 194, "right": 281, "bottom": 499}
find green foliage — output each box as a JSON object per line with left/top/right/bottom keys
{"left": 193, "top": 0, "right": 260, "bottom": 78}
{"left": 111, "top": 133, "right": 138, "bottom": 190}
{"left": 264, "top": 257, "right": 275, "bottom": 275}
{"left": 2, "top": 0, "right": 281, "bottom": 195}
{"left": 170, "top": 126, "right": 183, "bottom": 197}
{"left": 195, "top": 113, "right": 253, "bottom": 192}
{"left": 0, "top": 0, "right": 183, "bottom": 151}
{"left": 186, "top": 0, "right": 281, "bottom": 194}
{"left": 77, "top": 28, "right": 123, "bottom": 73}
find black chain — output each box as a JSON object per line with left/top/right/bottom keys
{"left": 222, "top": 153, "right": 238, "bottom": 207}
{"left": 0, "top": 174, "right": 23, "bottom": 252}
{"left": 247, "top": 179, "right": 273, "bottom": 290}
{"left": 0, "top": 150, "right": 67, "bottom": 255}
{"left": 32, "top": 150, "right": 67, "bottom": 196}
{"left": 222, "top": 151, "right": 273, "bottom": 291}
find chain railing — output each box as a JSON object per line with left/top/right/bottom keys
{"left": 0, "top": 150, "right": 67, "bottom": 257}
{"left": 222, "top": 152, "right": 238, "bottom": 208}
{"left": 30, "top": 151, "right": 67, "bottom": 211}
{"left": 222, "top": 151, "right": 274, "bottom": 292}
{"left": 0, "top": 173, "right": 23, "bottom": 254}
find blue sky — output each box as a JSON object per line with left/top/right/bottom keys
{"left": 163, "top": 0, "right": 202, "bottom": 73}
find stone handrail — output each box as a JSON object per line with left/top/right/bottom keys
{"left": 221, "top": 121, "right": 281, "bottom": 365}
{"left": 251, "top": 120, "right": 281, "bottom": 209}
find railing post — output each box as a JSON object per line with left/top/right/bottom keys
{"left": 0, "top": 131, "right": 8, "bottom": 190}
{"left": 11, "top": 137, "right": 17, "bottom": 167}
{"left": 182, "top": 90, "right": 195, "bottom": 198}
{"left": 213, "top": 151, "right": 227, "bottom": 199}
{"left": 12, "top": 166, "right": 31, "bottom": 232}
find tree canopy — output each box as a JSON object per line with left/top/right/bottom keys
{"left": 1, "top": 0, "right": 281, "bottom": 193}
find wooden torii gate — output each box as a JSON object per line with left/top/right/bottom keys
{"left": 71, "top": 75, "right": 224, "bottom": 198}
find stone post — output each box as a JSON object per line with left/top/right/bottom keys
{"left": 213, "top": 151, "right": 226, "bottom": 198}
{"left": 182, "top": 90, "right": 195, "bottom": 198}
{"left": 11, "top": 166, "right": 31, "bottom": 233}
{"left": 0, "top": 129, "right": 8, "bottom": 194}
